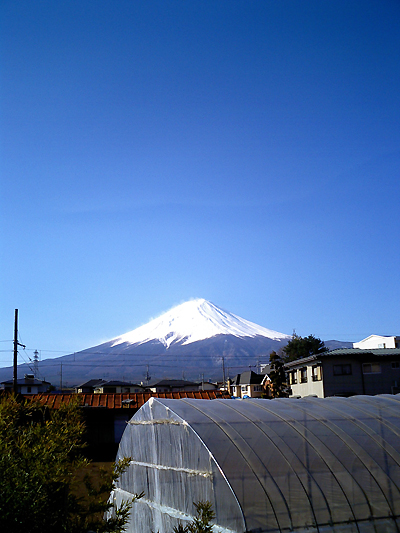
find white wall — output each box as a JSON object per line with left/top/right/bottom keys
{"left": 353, "top": 335, "right": 397, "bottom": 349}
{"left": 289, "top": 364, "right": 324, "bottom": 398}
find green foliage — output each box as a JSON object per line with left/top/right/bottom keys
{"left": 268, "top": 351, "right": 288, "bottom": 398}
{"left": 173, "top": 501, "right": 215, "bottom": 533}
{"left": 0, "top": 394, "right": 139, "bottom": 533}
{"left": 282, "top": 333, "right": 327, "bottom": 363}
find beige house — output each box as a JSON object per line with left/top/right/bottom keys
{"left": 231, "top": 371, "right": 265, "bottom": 398}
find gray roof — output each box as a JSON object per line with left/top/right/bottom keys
{"left": 285, "top": 348, "right": 400, "bottom": 368}
{"left": 151, "top": 379, "right": 197, "bottom": 388}
{"left": 1, "top": 377, "right": 50, "bottom": 385}
{"left": 234, "top": 370, "right": 265, "bottom": 385}
{"left": 98, "top": 380, "right": 143, "bottom": 387}
{"left": 328, "top": 348, "right": 400, "bottom": 356}
{"left": 76, "top": 378, "right": 106, "bottom": 388}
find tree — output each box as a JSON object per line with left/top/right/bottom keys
{"left": 173, "top": 501, "right": 215, "bottom": 533}
{"left": 0, "top": 394, "right": 140, "bottom": 533}
{"left": 268, "top": 351, "right": 288, "bottom": 398}
{"left": 282, "top": 333, "right": 327, "bottom": 363}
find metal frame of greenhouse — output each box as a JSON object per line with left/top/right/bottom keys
{"left": 112, "top": 395, "right": 400, "bottom": 533}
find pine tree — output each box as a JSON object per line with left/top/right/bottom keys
{"left": 282, "top": 333, "right": 327, "bottom": 363}
{"left": 269, "top": 351, "right": 288, "bottom": 398}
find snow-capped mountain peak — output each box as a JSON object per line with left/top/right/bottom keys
{"left": 111, "top": 298, "right": 290, "bottom": 349}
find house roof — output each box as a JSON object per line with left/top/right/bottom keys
{"left": 151, "top": 379, "right": 198, "bottom": 388}
{"left": 233, "top": 371, "right": 265, "bottom": 385}
{"left": 356, "top": 334, "right": 399, "bottom": 342}
{"left": 284, "top": 348, "right": 400, "bottom": 368}
{"left": 96, "top": 380, "right": 143, "bottom": 387}
{"left": 24, "top": 390, "right": 231, "bottom": 410}
{"left": 1, "top": 377, "right": 50, "bottom": 386}
{"left": 76, "top": 379, "right": 107, "bottom": 388}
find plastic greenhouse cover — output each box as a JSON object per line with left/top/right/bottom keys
{"left": 112, "top": 395, "right": 400, "bottom": 533}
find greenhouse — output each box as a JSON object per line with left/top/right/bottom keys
{"left": 112, "top": 395, "right": 400, "bottom": 533}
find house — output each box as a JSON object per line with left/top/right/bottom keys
{"left": 25, "top": 390, "right": 231, "bottom": 460}
{"left": 1, "top": 374, "right": 51, "bottom": 394}
{"left": 149, "top": 379, "right": 199, "bottom": 393}
{"left": 231, "top": 371, "right": 265, "bottom": 398}
{"left": 198, "top": 381, "right": 219, "bottom": 391}
{"left": 353, "top": 335, "right": 400, "bottom": 350}
{"left": 93, "top": 380, "right": 145, "bottom": 394}
{"left": 75, "top": 379, "right": 107, "bottom": 393}
{"left": 285, "top": 348, "right": 400, "bottom": 398}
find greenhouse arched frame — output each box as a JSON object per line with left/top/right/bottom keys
{"left": 112, "top": 395, "right": 400, "bottom": 533}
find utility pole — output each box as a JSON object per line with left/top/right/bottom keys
{"left": 222, "top": 357, "right": 226, "bottom": 391}
{"left": 13, "top": 309, "right": 25, "bottom": 394}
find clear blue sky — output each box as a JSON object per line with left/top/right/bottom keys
{"left": 1, "top": 1, "right": 399, "bottom": 368}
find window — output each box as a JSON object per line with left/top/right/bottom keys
{"left": 312, "top": 365, "right": 322, "bottom": 381}
{"left": 378, "top": 343, "right": 386, "bottom": 348}
{"left": 253, "top": 385, "right": 262, "bottom": 392}
{"left": 392, "top": 362, "right": 400, "bottom": 369}
{"left": 333, "top": 364, "right": 352, "bottom": 376}
{"left": 241, "top": 385, "right": 248, "bottom": 392}
{"left": 289, "top": 371, "right": 297, "bottom": 385}
{"left": 300, "top": 367, "right": 308, "bottom": 383}
{"left": 363, "top": 363, "right": 381, "bottom": 374}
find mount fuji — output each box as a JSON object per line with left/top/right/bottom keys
{"left": 0, "top": 299, "right": 294, "bottom": 386}
{"left": 111, "top": 299, "right": 289, "bottom": 350}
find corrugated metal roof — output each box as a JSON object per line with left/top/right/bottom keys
{"left": 26, "top": 390, "right": 231, "bottom": 410}
{"left": 285, "top": 348, "right": 400, "bottom": 368}
{"left": 325, "top": 348, "right": 400, "bottom": 356}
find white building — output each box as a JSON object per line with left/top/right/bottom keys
{"left": 1, "top": 374, "right": 51, "bottom": 394}
{"left": 353, "top": 335, "right": 400, "bottom": 350}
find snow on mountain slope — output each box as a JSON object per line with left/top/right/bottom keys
{"left": 111, "top": 298, "right": 290, "bottom": 349}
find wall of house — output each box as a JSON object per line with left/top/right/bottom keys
{"left": 289, "top": 365, "right": 324, "bottom": 398}
{"left": 231, "top": 384, "right": 263, "bottom": 398}
{"left": 353, "top": 335, "right": 398, "bottom": 349}
{"left": 321, "top": 357, "right": 365, "bottom": 397}
{"left": 322, "top": 356, "right": 400, "bottom": 397}
{"left": 289, "top": 355, "right": 400, "bottom": 398}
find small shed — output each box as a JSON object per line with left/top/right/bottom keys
{"left": 113, "top": 395, "right": 400, "bottom": 533}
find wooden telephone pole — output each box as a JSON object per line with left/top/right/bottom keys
{"left": 13, "top": 309, "right": 25, "bottom": 394}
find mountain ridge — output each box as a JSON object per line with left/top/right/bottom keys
{"left": 0, "top": 299, "right": 352, "bottom": 386}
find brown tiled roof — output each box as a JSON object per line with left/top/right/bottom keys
{"left": 26, "top": 390, "right": 230, "bottom": 410}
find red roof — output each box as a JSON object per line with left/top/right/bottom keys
{"left": 26, "top": 390, "right": 230, "bottom": 410}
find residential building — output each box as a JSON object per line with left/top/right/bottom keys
{"left": 149, "top": 379, "right": 199, "bottom": 393}
{"left": 1, "top": 374, "right": 51, "bottom": 394}
{"left": 231, "top": 370, "right": 265, "bottom": 398}
{"left": 285, "top": 348, "right": 400, "bottom": 398}
{"left": 93, "top": 380, "right": 145, "bottom": 394}
{"left": 75, "top": 379, "right": 107, "bottom": 393}
{"left": 353, "top": 335, "right": 400, "bottom": 350}
{"left": 26, "top": 390, "right": 230, "bottom": 460}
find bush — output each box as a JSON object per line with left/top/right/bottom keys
{"left": 0, "top": 394, "right": 139, "bottom": 533}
